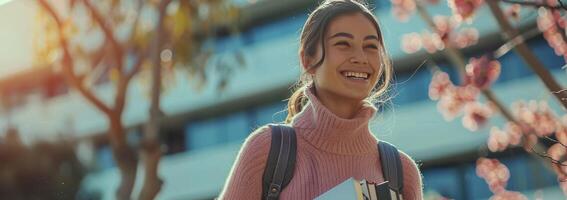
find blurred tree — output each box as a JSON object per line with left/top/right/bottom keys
{"left": 34, "top": 0, "right": 241, "bottom": 199}
{"left": 395, "top": 0, "right": 567, "bottom": 197}
{"left": 0, "top": 128, "right": 86, "bottom": 200}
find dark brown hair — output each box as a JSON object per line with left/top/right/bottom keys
{"left": 285, "top": 0, "right": 393, "bottom": 123}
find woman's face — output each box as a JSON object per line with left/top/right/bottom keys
{"left": 304, "top": 13, "right": 382, "bottom": 102}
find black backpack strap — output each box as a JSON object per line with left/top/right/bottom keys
{"left": 262, "top": 124, "right": 297, "bottom": 200}
{"left": 378, "top": 141, "right": 404, "bottom": 199}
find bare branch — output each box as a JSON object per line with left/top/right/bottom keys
{"left": 544, "top": 136, "right": 567, "bottom": 148}
{"left": 126, "top": 49, "right": 147, "bottom": 81}
{"left": 81, "top": 0, "right": 124, "bottom": 73}
{"left": 531, "top": 146, "right": 567, "bottom": 166}
{"left": 126, "top": 0, "right": 145, "bottom": 52}
{"left": 38, "top": 0, "right": 113, "bottom": 116}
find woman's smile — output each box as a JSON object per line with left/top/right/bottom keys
{"left": 340, "top": 70, "right": 371, "bottom": 86}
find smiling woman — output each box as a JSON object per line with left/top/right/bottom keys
{"left": 219, "top": 0, "right": 424, "bottom": 199}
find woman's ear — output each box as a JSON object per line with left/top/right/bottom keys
{"left": 300, "top": 50, "right": 316, "bottom": 75}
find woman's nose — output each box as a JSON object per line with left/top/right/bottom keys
{"left": 349, "top": 49, "right": 368, "bottom": 65}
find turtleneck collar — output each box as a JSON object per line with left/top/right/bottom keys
{"left": 290, "top": 84, "right": 379, "bottom": 155}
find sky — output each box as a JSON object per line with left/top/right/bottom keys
{"left": 0, "top": 0, "right": 36, "bottom": 78}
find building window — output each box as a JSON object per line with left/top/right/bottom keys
{"left": 185, "top": 111, "right": 252, "bottom": 151}
{"left": 252, "top": 101, "right": 287, "bottom": 128}
{"left": 422, "top": 167, "right": 465, "bottom": 199}
{"left": 95, "top": 145, "right": 115, "bottom": 170}
{"left": 163, "top": 128, "right": 186, "bottom": 155}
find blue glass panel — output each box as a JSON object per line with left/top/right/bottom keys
{"left": 392, "top": 68, "right": 430, "bottom": 105}
{"left": 422, "top": 167, "right": 464, "bottom": 199}
{"left": 529, "top": 38, "right": 565, "bottom": 71}
{"left": 96, "top": 146, "right": 115, "bottom": 169}
{"left": 498, "top": 156, "right": 530, "bottom": 192}
{"left": 253, "top": 101, "right": 288, "bottom": 127}
{"left": 223, "top": 111, "right": 251, "bottom": 143}
{"left": 464, "top": 162, "right": 492, "bottom": 200}
{"left": 249, "top": 13, "right": 306, "bottom": 44}
{"left": 185, "top": 118, "right": 222, "bottom": 151}
{"left": 524, "top": 154, "right": 559, "bottom": 190}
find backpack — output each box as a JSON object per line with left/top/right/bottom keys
{"left": 262, "top": 124, "right": 404, "bottom": 200}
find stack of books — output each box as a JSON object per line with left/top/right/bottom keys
{"left": 314, "top": 177, "right": 402, "bottom": 200}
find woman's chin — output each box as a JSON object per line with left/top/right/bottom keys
{"left": 338, "top": 91, "right": 369, "bottom": 102}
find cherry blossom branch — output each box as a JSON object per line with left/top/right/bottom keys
{"left": 415, "top": 0, "right": 558, "bottom": 172}
{"left": 415, "top": 2, "right": 467, "bottom": 83}
{"left": 493, "top": 27, "right": 541, "bottom": 58}
{"left": 497, "top": 0, "right": 567, "bottom": 10}
{"left": 487, "top": 0, "right": 567, "bottom": 110}
{"left": 415, "top": 1, "right": 516, "bottom": 122}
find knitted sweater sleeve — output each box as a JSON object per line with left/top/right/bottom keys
{"left": 218, "top": 126, "right": 272, "bottom": 200}
{"left": 399, "top": 151, "right": 424, "bottom": 200}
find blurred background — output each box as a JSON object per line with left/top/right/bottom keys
{"left": 1, "top": 0, "right": 567, "bottom": 199}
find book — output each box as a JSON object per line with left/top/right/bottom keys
{"left": 314, "top": 177, "right": 365, "bottom": 200}
{"left": 314, "top": 177, "right": 403, "bottom": 200}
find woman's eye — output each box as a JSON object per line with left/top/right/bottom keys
{"left": 334, "top": 42, "right": 350, "bottom": 47}
{"left": 365, "top": 44, "right": 378, "bottom": 49}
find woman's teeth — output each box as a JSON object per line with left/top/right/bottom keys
{"left": 342, "top": 71, "right": 369, "bottom": 79}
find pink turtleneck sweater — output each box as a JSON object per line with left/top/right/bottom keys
{"left": 219, "top": 87, "right": 424, "bottom": 199}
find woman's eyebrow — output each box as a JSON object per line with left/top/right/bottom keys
{"left": 328, "top": 32, "right": 353, "bottom": 40}
{"left": 364, "top": 35, "right": 379, "bottom": 41}
{"left": 328, "top": 32, "right": 379, "bottom": 41}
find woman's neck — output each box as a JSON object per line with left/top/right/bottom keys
{"left": 313, "top": 88, "right": 363, "bottom": 119}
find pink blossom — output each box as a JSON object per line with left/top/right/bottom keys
{"left": 447, "top": 0, "right": 485, "bottom": 22}
{"left": 401, "top": 33, "right": 423, "bottom": 53}
{"left": 462, "top": 102, "right": 493, "bottom": 131}
{"left": 489, "top": 190, "right": 528, "bottom": 200}
{"left": 488, "top": 122, "right": 527, "bottom": 152}
{"left": 537, "top": 8, "right": 567, "bottom": 63}
{"left": 504, "top": 122, "right": 523, "bottom": 146}
{"left": 476, "top": 158, "right": 510, "bottom": 193}
{"left": 512, "top": 100, "right": 560, "bottom": 137}
{"left": 390, "top": 0, "right": 415, "bottom": 22}
{"left": 453, "top": 27, "right": 479, "bottom": 48}
{"left": 488, "top": 127, "right": 509, "bottom": 152}
{"left": 438, "top": 94, "right": 465, "bottom": 120}
{"left": 421, "top": 31, "right": 445, "bottom": 53}
{"left": 456, "top": 85, "right": 480, "bottom": 102}
{"left": 437, "top": 85, "right": 479, "bottom": 121}
{"left": 433, "top": 16, "right": 459, "bottom": 44}
{"left": 429, "top": 72, "right": 454, "bottom": 100}
{"left": 465, "top": 55, "right": 501, "bottom": 90}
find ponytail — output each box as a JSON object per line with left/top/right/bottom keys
{"left": 285, "top": 85, "right": 308, "bottom": 124}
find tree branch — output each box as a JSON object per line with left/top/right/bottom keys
{"left": 414, "top": 0, "right": 556, "bottom": 172}
{"left": 414, "top": 2, "right": 467, "bottom": 83}
{"left": 38, "top": 0, "right": 113, "bottom": 116}
{"left": 487, "top": 0, "right": 567, "bottom": 110}
{"left": 497, "top": 0, "right": 567, "bottom": 10}
{"left": 81, "top": 0, "right": 124, "bottom": 73}
{"left": 126, "top": 51, "right": 146, "bottom": 82}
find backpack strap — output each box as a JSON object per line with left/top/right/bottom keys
{"left": 262, "top": 124, "right": 297, "bottom": 200}
{"left": 378, "top": 141, "right": 404, "bottom": 199}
